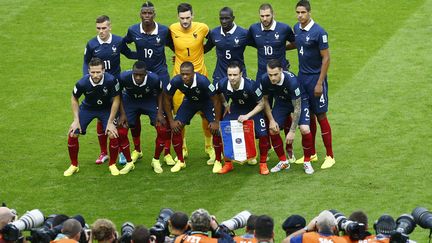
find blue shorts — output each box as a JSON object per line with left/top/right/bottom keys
{"left": 298, "top": 73, "right": 328, "bottom": 114}
{"left": 77, "top": 106, "right": 110, "bottom": 135}
{"left": 175, "top": 99, "right": 215, "bottom": 125}
{"left": 299, "top": 97, "right": 311, "bottom": 126}
{"left": 122, "top": 95, "right": 158, "bottom": 127}
{"left": 223, "top": 106, "right": 267, "bottom": 137}
{"left": 157, "top": 71, "right": 170, "bottom": 90}
{"left": 272, "top": 101, "right": 294, "bottom": 128}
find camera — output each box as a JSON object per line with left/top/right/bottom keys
{"left": 330, "top": 210, "right": 367, "bottom": 241}
{"left": 220, "top": 211, "right": 251, "bottom": 231}
{"left": 389, "top": 214, "right": 416, "bottom": 243}
{"left": 28, "top": 214, "right": 86, "bottom": 243}
{"left": 1, "top": 209, "right": 45, "bottom": 242}
{"left": 150, "top": 208, "right": 174, "bottom": 243}
{"left": 412, "top": 207, "right": 432, "bottom": 229}
{"left": 119, "top": 222, "right": 135, "bottom": 243}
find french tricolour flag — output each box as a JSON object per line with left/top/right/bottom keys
{"left": 220, "top": 120, "right": 256, "bottom": 161}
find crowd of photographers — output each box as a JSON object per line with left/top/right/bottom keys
{"left": 1, "top": 205, "right": 432, "bottom": 243}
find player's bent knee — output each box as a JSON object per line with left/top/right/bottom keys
{"left": 299, "top": 125, "right": 310, "bottom": 135}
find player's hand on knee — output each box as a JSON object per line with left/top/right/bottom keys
{"left": 156, "top": 113, "right": 166, "bottom": 125}
{"left": 106, "top": 123, "right": 118, "bottom": 138}
{"left": 269, "top": 120, "right": 279, "bottom": 133}
{"left": 285, "top": 131, "right": 295, "bottom": 144}
{"left": 69, "top": 120, "right": 81, "bottom": 137}
{"left": 170, "top": 120, "right": 182, "bottom": 134}
{"left": 118, "top": 114, "right": 128, "bottom": 127}
{"left": 209, "top": 121, "right": 220, "bottom": 135}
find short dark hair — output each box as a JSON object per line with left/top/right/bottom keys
{"left": 296, "top": 0, "right": 311, "bottom": 12}
{"left": 132, "top": 225, "right": 150, "bottom": 243}
{"left": 246, "top": 215, "right": 258, "bottom": 233}
{"left": 220, "top": 7, "right": 233, "bottom": 16}
{"left": 349, "top": 211, "right": 368, "bottom": 226}
{"left": 170, "top": 212, "right": 189, "bottom": 230}
{"left": 62, "top": 219, "right": 82, "bottom": 238}
{"left": 133, "top": 61, "right": 147, "bottom": 71}
{"left": 96, "top": 15, "right": 110, "bottom": 24}
{"left": 177, "top": 3, "right": 193, "bottom": 14}
{"left": 266, "top": 59, "right": 282, "bottom": 69}
{"left": 89, "top": 57, "right": 104, "bottom": 68}
{"left": 141, "top": 1, "right": 154, "bottom": 8}
{"left": 180, "top": 61, "right": 194, "bottom": 70}
{"left": 227, "top": 61, "right": 243, "bottom": 71}
{"left": 259, "top": 3, "right": 273, "bottom": 13}
{"left": 255, "top": 215, "right": 273, "bottom": 240}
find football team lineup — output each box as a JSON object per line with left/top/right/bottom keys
{"left": 64, "top": 1, "right": 335, "bottom": 177}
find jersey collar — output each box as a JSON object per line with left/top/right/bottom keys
{"left": 276, "top": 72, "right": 285, "bottom": 86}
{"left": 184, "top": 74, "right": 197, "bottom": 88}
{"left": 97, "top": 33, "right": 112, "bottom": 44}
{"left": 299, "top": 19, "right": 315, "bottom": 31}
{"left": 261, "top": 20, "right": 276, "bottom": 31}
{"left": 140, "top": 22, "right": 159, "bottom": 35}
{"left": 220, "top": 23, "right": 237, "bottom": 36}
{"left": 227, "top": 77, "right": 245, "bottom": 91}
{"left": 89, "top": 75, "right": 105, "bottom": 86}
{"left": 132, "top": 74, "right": 148, "bottom": 87}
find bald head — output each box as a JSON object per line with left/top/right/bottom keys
{"left": 0, "top": 207, "right": 14, "bottom": 229}
{"left": 62, "top": 218, "right": 83, "bottom": 240}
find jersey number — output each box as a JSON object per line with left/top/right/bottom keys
{"left": 299, "top": 46, "right": 304, "bottom": 56}
{"left": 143, "top": 48, "right": 154, "bottom": 58}
{"left": 264, "top": 45, "right": 273, "bottom": 55}
{"left": 103, "top": 60, "right": 111, "bottom": 70}
{"left": 225, "top": 50, "right": 231, "bottom": 59}
{"left": 259, "top": 118, "right": 266, "bottom": 128}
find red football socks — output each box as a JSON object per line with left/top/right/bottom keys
{"left": 68, "top": 136, "right": 79, "bottom": 166}
{"left": 212, "top": 134, "right": 222, "bottom": 161}
{"left": 318, "top": 117, "right": 334, "bottom": 157}
{"left": 172, "top": 131, "right": 184, "bottom": 162}
{"left": 118, "top": 127, "right": 132, "bottom": 162}
{"left": 301, "top": 132, "right": 313, "bottom": 162}
{"left": 270, "top": 134, "right": 287, "bottom": 161}
{"left": 108, "top": 138, "right": 119, "bottom": 166}
{"left": 258, "top": 136, "right": 270, "bottom": 163}
{"left": 96, "top": 120, "right": 107, "bottom": 154}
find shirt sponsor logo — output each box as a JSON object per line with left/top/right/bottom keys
{"left": 135, "top": 37, "right": 142, "bottom": 40}
{"left": 255, "top": 34, "right": 261, "bottom": 38}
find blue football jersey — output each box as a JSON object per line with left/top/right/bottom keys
{"left": 73, "top": 73, "right": 120, "bottom": 110}
{"left": 216, "top": 77, "right": 262, "bottom": 111}
{"left": 207, "top": 24, "right": 249, "bottom": 83}
{"left": 165, "top": 73, "right": 216, "bottom": 102}
{"left": 124, "top": 23, "right": 170, "bottom": 75}
{"left": 294, "top": 20, "right": 329, "bottom": 74}
{"left": 83, "top": 34, "right": 134, "bottom": 78}
{"left": 248, "top": 21, "right": 295, "bottom": 78}
{"left": 260, "top": 71, "right": 302, "bottom": 103}
{"left": 119, "top": 70, "right": 162, "bottom": 100}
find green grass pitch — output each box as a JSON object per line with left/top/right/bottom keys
{"left": 0, "top": 0, "right": 431, "bottom": 241}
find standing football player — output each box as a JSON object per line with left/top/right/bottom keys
{"left": 169, "top": 3, "right": 215, "bottom": 165}
{"left": 83, "top": 15, "right": 135, "bottom": 166}
{"left": 293, "top": 0, "right": 335, "bottom": 169}
{"left": 123, "top": 2, "right": 176, "bottom": 166}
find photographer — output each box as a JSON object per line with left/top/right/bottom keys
{"left": 51, "top": 218, "right": 82, "bottom": 243}
{"left": 254, "top": 215, "right": 274, "bottom": 243}
{"left": 92, "top": 219, "right": 118, "bottom": 243}
{"left": 174, "top": 209, "right": 234, "bottom": 243}
{"left": 0, "top": 207, "right": 15, "bottom": 243}
{"left": 342, "top": 211, "right": 374, "bottom": 243}
{"left": 282, "top": 215, "right": 306, "bottom": 237}
{"left": 234, "top": 215, "right": 257, "bottom": 243}
{"left": 131, "top": 226, "right": 151, "bottom": 243}
{"left": 165, "top": 212, "right": 189, "bottom": 243}
{"left": 283, "top": 210, "right": 348, "bottom": 243}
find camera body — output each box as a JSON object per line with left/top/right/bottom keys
{"left": 1, "top": 209, "right": 45, "bottom": 242}
{"left": 330, "top": 210, "right": 367, "bottom": 241}
{"left": 119, "top": 222, "right": 135, "bottom": 243}
{"left": 150, "top": 208, "right": 174, "bottom": 243}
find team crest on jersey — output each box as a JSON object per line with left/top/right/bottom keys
{"left": 274, "top": 32, "right": 279, "bottom": 40}
{"left": 145, "top": 87, "right": 150, "bottom": 93}
{"left": 243, "top": 91, "right": 248, "bottom": 99}
{"left": 234, "top": 37, "right": 239, "bottom": 45}
{"left": 103, "top": 87, "right": 108, "bottom": 95}
{"left": 112, "top": 45, "right": 117, "bottom": 53}
{"left": 306, "top": 35, "right": 310, "bottom": 42}
{"left": 283, "top": 88, "right": 289, "bottom": 94}
{"left": 156, "top": 36, "right": 161, "bottom": 44}
{"left": 193, "top": 32, "right": 197, "bottom": 39}
{"left": 195, "top": 88, "right": 201, "bottom": 94}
